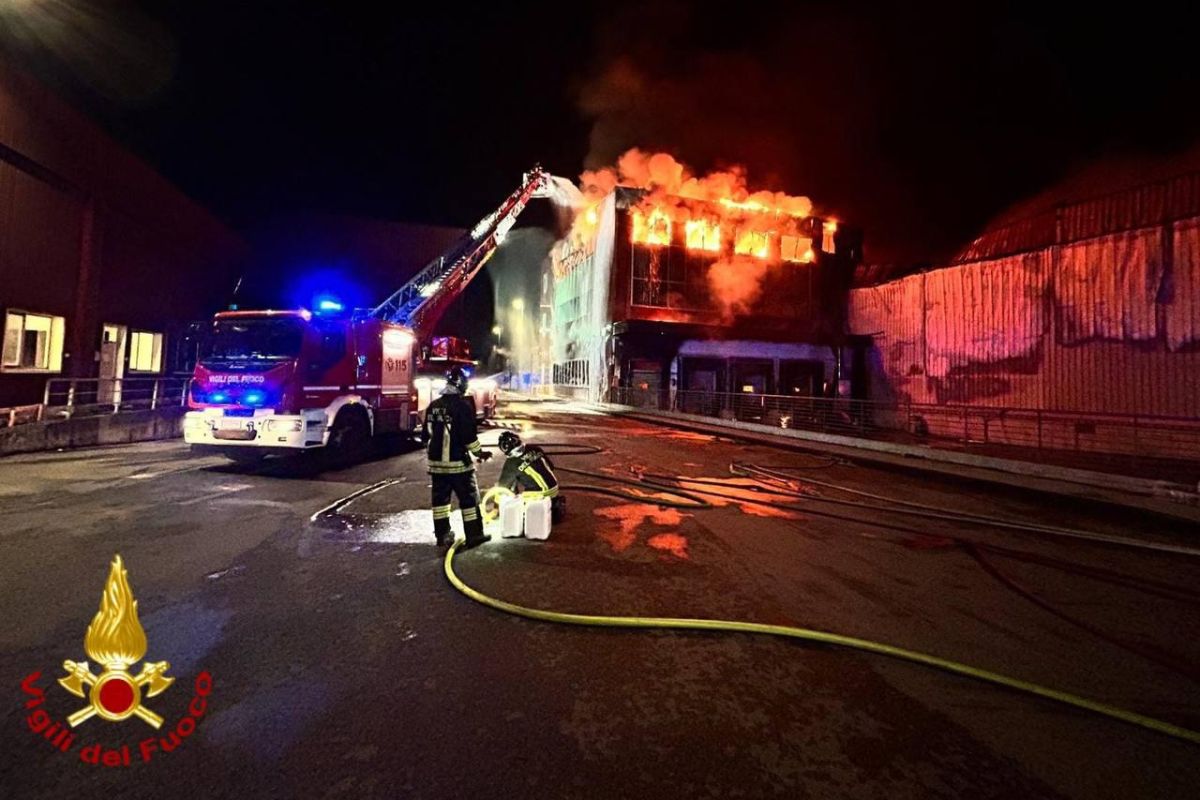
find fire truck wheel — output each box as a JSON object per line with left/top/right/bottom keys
{"left": 329, "top": 407, "right": 370, "bottom": 465}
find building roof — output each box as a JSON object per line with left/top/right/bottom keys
{"left": 954, "top": 145, "right": 1200, "bottom": 264}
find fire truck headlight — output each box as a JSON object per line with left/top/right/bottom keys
{"left": 266, "top": 419, "right": 303, "bottom": 432}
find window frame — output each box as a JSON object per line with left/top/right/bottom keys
{"left": 126, "top": 329, "right": 164, "bottom": 373}
{"left": 1, "top": 309, "right": 66, "bottom": 374}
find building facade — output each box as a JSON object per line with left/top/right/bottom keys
{"left": 546, "top": 188, "right": 864, "bottom": 406}
{"left": 848, "top": 172, "right": 1200, "bottom": 460}
{"left": 0, "top": 61, "right": 248, "bottom": 409}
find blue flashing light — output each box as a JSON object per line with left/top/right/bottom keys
{"left": 315, "top": 295, "right": 345, "bottom": 314}
{"left": 242, "top": 390, "right": 267, "bottom": 407}
{"left": 209, "top": 391, "right": 229, "bottom": 404}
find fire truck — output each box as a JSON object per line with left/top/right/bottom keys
{"left": 183, "top": 168, "right": 549, "bottom": 463}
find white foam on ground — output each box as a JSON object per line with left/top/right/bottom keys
{"left": 366, "top": 509, "right": 503, "bottom": 544}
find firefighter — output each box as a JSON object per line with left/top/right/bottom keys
{"left": 424, "top": 366, "right": 492, "bottom": 549}
{"left": 496, "top": 431, "right": 565, "bottom": 523}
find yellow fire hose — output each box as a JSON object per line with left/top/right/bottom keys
{"left": 444, "top": 542, "right": 1200, "bottom": 745}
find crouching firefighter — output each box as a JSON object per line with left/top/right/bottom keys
{"left": 497, "top": 432, "right": 565, "bottom": 523}
{"left": 425, "top": 367, "right": 492, "bottom": 549}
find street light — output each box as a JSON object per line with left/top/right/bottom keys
{"left": 492, "top": 325, "right": 503, "bottom": 336}
{"left": 511, "top": 298, "right": 525, "bottom": 312}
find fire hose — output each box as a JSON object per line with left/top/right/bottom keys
{"left": 449, "top": 442, "right": 1200, "bottom": 745}
{"left": 443, "top": 541, "right": 1200, "bottom": 745}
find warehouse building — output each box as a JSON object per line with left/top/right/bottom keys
{"left": 848, "top": 162, "right": 1200, "bottom": 462}
{"left": 0, "top": 59, "right": 248, "bottom": 410}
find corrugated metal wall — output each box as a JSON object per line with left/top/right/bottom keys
{"left": 849, "top": 218, "right": 1200, "bottom": 418}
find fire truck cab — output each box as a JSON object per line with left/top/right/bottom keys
{"left": 184, "top": 312, "right": 496, "bottom": 462}
{"left": 184, "top": 311, "right": 404, "bottom": 460}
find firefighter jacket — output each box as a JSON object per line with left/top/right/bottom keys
{"left": 498, "top": 445, "right": 559, "bottom": 498}
{"left": 424, "top": 392, "right": 483, "bottom": 474}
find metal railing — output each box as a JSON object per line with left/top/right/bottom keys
{"left": 1, "top": 403, "right": 44, "bottom": 428}
{"left": 39, "top": 377, "right": 192, "bottom": 420}
{"left": 607, "top": 387, "right": 1200, "bottom": 479}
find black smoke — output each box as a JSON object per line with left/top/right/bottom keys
{"left": 575, "top": 2, "right": 1200, "bottom": 265}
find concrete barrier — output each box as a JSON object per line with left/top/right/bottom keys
{"left": 0, "top": 408, "right": 185, "bottom": 457}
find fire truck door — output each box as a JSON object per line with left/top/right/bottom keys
{"left": 381, "top": 330, "right": 414, "bottom": 428}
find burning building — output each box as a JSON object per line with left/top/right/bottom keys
{"left": 545, "top": 151, "right": 862, "bottom": 406}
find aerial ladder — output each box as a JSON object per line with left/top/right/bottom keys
{"left": 363, "top": 166, "right": 551, "bottom": 335}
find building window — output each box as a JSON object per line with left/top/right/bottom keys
{"left": 780, "top": 235, "right": 814, "bottom": 263}
{"left": 127, "top": 330, "right": 164, "bottom": 372}
{"left": 2, "top": 310, "right": 65, "bottom": 372}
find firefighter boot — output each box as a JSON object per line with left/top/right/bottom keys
{"left": 460, "top": 505, "right": 490, "bottom": 550}
{"left": 432, "top": 503, "right": 453, "bottom": 546}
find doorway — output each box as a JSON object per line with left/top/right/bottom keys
{"left": 98, "top": 324, "right": 127, "bottom": 406}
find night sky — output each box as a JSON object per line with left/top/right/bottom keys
{"left": 5, "top": 1, "right": 1200, "bottom": 265}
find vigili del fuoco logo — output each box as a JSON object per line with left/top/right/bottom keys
{"left": 20, "top": 555, "right": 214, "bottom": 767}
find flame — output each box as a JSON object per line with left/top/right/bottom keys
{"left": 734, "top": 228, "right": 770, "bottom": 258}
{"left": 84, "top": 555, "right": 148, "bottom": 669}
{"left": 631, "top": 206, "right": 671, "bottom": 246}
{"left": 582, "top": 148, "right": 818, "bottom": 259}
{"left": 684, "top": 218, "right": 721, "bottom": 252}
{"left": 822, "top": 219, "right": 837, "bottom": 254}
{"left": 568, "top": 148, "right": 834, "bottom": 315}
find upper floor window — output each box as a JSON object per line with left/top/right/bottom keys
{"left": 2, "top": 310, "right": 65, "bottom": 372}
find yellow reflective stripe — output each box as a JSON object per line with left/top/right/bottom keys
{"left": 521, "top": 486, "right": 559, "bottom": 500}
{"left": 441, "top": 419, "right": 452, "bottom": 463}
{"left": 432, "top": 504, "right": 452, "bottom": 519}
{"left": 519, "top": 464, "right": 550, "bottom": 492}
{"left": 461, "top": 507, "right": 479, "bottom": 521}
{"left": 466, "top": 439, "right": 482, "bottom": 453}
{"left": 429, "top": 463, "right": 472, "bottom": 474}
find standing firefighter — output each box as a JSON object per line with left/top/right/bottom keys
{"left": 425, "top": 367, "right": 492, "bottom": 548}
{"left": 497, "top": 432, "right": 565, "bottom": 522}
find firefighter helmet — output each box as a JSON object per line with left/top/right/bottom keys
{"left": 498, "top": 431, "right": 523, "bottom": 455}
{"left": 445, "top": 366, "right": 469, "bottom": 394}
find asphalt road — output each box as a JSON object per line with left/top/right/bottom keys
{"left": 1, "top": 401, "right": 1198, "bottom": 799}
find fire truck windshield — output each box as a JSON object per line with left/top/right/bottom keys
{"left": 201, "top": 318, "right": 305, "bottom": 364}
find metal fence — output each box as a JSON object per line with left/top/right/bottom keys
{"left": 607, "top": 387, "right": 1200, "bottom": 478}
{"left": 38, "top": 377, "right": 191, "bottom": 420}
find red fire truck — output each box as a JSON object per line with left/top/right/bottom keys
{"left": 183, "top": 168, "right": 548, "bottom": 463}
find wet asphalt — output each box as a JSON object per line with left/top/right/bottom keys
{"left": 1, "top": 401, "right": 1198, "bottom": 799}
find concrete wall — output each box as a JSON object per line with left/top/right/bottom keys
{"left": 0, "top": 408, "right": 184, "bottom": 457}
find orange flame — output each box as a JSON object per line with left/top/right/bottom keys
{"left": 734, "top": 228, "right": 770, "bottom": 258}
{"left": 582, "top": 149, "right": 817, "bottom": 259}
{"left": 631, "top": 206, "right": 672, "bottom": 246}
{"left": 684, "top": 218, "right": 721, "bottom": 252}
